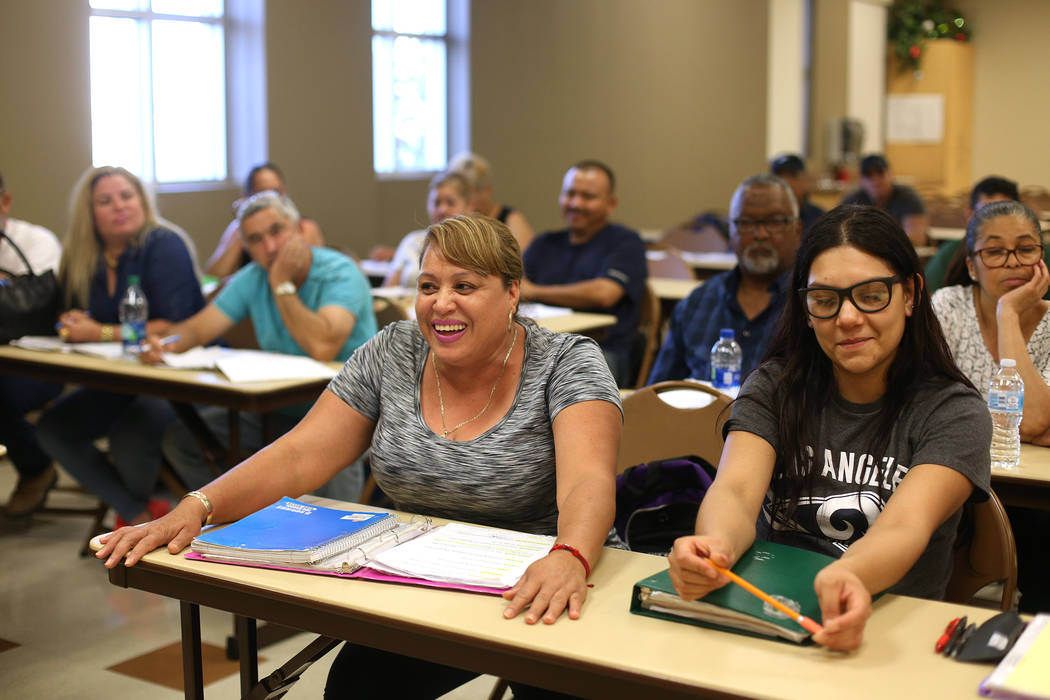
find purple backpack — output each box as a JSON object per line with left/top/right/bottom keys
{"left": 614, "top": 455, "right": 716, "bottom": 555}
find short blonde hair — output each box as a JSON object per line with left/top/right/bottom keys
{"left": 420, "top": 214, "right": 522, "bottom": 288}
{"left": 446, "top": 152, "right": 492, "bottom": 190}
{"left": 60, "top": 166, "right": 159, "bottom": 308}
{"left": 429, "top": 170, "right": 471, "bottom": 203}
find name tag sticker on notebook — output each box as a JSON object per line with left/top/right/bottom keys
{"left": 342, "top": 513, "right": 377, "bottom": 522}
{"left": 764, "top": 595, "right": 801, "bottom": 620}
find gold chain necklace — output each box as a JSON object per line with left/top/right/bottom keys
{"left": 433, "top": 325, "right": 518, "bottom": 439}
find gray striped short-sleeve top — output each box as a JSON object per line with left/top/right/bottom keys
{"left": 327, "top": 319, "right": 622, "bottom": 535}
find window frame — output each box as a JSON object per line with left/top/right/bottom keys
{"left": 88, "top": 1, "right": 264, "bottom": 192}
{"left": 370, "top": 0, "right": 469, "bottom": 181}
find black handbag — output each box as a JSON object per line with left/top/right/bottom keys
{"left": 0, "top": 229, "right": 61, "bottom": 343}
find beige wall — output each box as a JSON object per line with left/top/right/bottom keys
{"left": 5, "top": 0, "right": 1050, "bottom": 266}
{"left": 767, "top": 0, "right": 807, "bottom": 158}
{"left": 1, "top": 1, "right": 770, "bottom": 264}
{"left": 471, "top": 0, "right": 770, "bottom": 233}
{"left": 955, "top": 0, "right": 1050, "bottom": 188}
{"left": 0, "top": 0, "right": 243, "bottom": 254}
{"left": 0, "top": 0, "right": 93, "bottom": 237}
{"left": 809, "top": 0, "right": 850, "bottom": 172}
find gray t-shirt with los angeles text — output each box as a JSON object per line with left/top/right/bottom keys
{"left": 724, "top": 360, "right": 991, "bottom": 599}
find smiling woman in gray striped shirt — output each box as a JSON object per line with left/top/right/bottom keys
{"left": 99, "top": 213, "right": 622, "bottom": 699}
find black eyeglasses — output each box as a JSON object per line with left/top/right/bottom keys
{"left": 732, "top": 217, "right": 796, "bottom": 235}
{"left": 971, "top": 244, "right": 1043, "bottom": 268}
{"left": 798, "top": 275, "right": 903, "bottom": 319}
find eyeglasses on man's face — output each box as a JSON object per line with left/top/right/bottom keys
{"left": 798, "top": 275, "right": 903, "bottom": 319}
{"left": 971, "top": 244, "right": 1043, "bottom": 268}
{"left": 731, "top": 217, "right": 796, "bottom": 236}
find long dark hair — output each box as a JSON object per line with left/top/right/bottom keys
{"left": 760, "top": 205, "right": 975, "bottom": 520}
{"left": 944, "top": 200, "right": 1042, "bottom": 287}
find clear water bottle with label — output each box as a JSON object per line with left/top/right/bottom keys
{"left": 710, "top": 328, "right": 742, "bottom": 391}
{"left": 119, "top": 274, "right": 148, "bottom": 353}
{"left": 988, "top": 358, "right": 1024, "bottom": 469}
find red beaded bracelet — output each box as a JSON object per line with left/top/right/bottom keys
{"left": 549, "top": 543, "right": 591, "bottom": 579}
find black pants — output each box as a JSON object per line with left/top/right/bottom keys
{"left": 324, "top": 643, "right": 580, "bottom": 699}
{"left": 0, "top": 375, "right": 63, "bottom": 478}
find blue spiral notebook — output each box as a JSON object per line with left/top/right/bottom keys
{"left": 191, "top": 497, "right": 396, "bottom": 566}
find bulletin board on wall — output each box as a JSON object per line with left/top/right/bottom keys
{"left": 885, "top": 40, "right": 974, "bottom": 195}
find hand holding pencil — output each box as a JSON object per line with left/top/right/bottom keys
{"left": 810, "top": 563, "right": 872, "bottom": 651}
{"left": 135, "top": 332, "right": 181, "bottom": 365}
{"left": 668, "top": 534, "right": 736, "bottom": 601}
{"left": 671, "top": 534, "right": 876, "bottom": 651}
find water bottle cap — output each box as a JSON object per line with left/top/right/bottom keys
{"left": 128, "top": 274, "right": 141, "bottom": 286}
{"left": 719, "top": 328, "right": 735, "bottom": 339}
{"left": 1000, "top": 358, "right": 1017, "bottom": 368}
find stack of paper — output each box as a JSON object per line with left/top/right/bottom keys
{"left": 213, "top": 350, "right": 337, "bottom": 383}
{"left": 366, "top": 522, "right": 555, "bottom": 589}
{"left": 12, "top": 336, "right": 338, "bottom": 382}
{"left": 191, "top": 498, "right": 397, "bottom": 566}
{"left": 11, "top": 336, "right": 125, "bottom": 360}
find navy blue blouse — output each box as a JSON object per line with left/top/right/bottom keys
{"left": 85, "top": 227, "right": 204, "bottom": 323}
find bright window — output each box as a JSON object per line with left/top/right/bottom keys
{"left": 372, "top": 0, "right": 450, "bottom": 176}
{"left": 89, "top": 0, "right": 228, "bottom": 184}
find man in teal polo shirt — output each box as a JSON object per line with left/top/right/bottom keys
{"left": 144, "top": 191, "right": 377, "bottom": 498}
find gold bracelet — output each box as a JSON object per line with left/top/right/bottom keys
{"left": 183, "top": 490, "right": 213, "bottom": 525}
{"left": 100, "top": 324, "right": 114, "bottom": 341}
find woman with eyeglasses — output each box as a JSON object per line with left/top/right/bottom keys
{"left": 932, "top": 201, "right": 1050, "bottom": 444}
{"left": 668, "top": 205, "right": 990, "bottom": 650}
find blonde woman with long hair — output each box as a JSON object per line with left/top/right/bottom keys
{"left": 36, "top": 166, "right": 204, "bottom": 528}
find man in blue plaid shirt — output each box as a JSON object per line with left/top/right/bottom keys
{"left": 648, "top": 174, "right": 801, "bottom": 384}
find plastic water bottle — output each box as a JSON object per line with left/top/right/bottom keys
{"left": 710, "top": 328, "right": 742, "bottom": 391}
{"left": 988, "top": 358, "right": 1024, "bottom": 469}
{"left": 119, "top": 274, "right": 148, "bottom": 353}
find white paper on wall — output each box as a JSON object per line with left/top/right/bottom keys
{"left": 886, "top": 94, "right": 944, "bottom": 143}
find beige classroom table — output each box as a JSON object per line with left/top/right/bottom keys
{"left": 930, "top": 227, "right": 965, "bottom": 242}
{"left": 96, "top": 499, "right": 998, "bottom": 700}
{"left": 533, "top": 310, "right": 616, "bottom": 335}
{"left": 649, "top": 276, "right": 702, "bottom": 303}
{"left": 994, "top": 443, "right": 1050, "bottom": 510}
{"left": 0, "top": 345, "right": 335, "bottom": 466}
{"left": 678, "top": 251, "right": 737, "bottom": 279}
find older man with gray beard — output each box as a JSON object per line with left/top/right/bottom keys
{"left": 648, "top": 174, "right": 801, "bottom": 384}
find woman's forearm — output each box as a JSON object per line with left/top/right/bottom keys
{"left": 831, "top": 520, "right": 931, "bottom": 594}
{"left": 998, "top": 309, "right": 1050, "bottom": 437}
{"left": 554, "top": 476, "right": 615, "bottom": 567}
{"left": 694, "top": 480, "right": 761, "bottom": 565}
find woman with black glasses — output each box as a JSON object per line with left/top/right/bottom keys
{"left": 933, "top": 201, "right": 1050, "bottom": 444}
{"left": 668, "top": 205, "right": 990, "bottom": 650}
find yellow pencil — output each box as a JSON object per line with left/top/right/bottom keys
{"left": 704, "top": 557, "right": 824, "bottom": 634}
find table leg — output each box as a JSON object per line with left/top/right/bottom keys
{"left": 180, "top": 601, "right": 204, "bottom": 700}
{"left": 235, "top": 615, "right": 259, "bottom": 696}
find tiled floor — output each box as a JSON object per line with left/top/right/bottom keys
{"left": 0, "top": 458, "right": 503, "bottom": 699}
